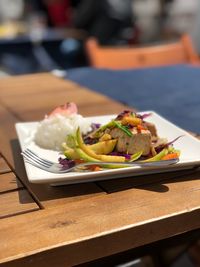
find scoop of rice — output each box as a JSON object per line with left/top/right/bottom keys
{"left": 34, "top": 113, "right": 91, "bottom": 151}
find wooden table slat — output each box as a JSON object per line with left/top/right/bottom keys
{"left": 1, "top": 82, "right": 131, "bottom": 121}
{"left": 0, "top": 73, "right": 75, "bottom": 97}
{"left": 0, "top": 156, "right": 11, "bottom": 174}
{"left": 0, "top": 189, "right": 40, "bottom": 219}
{"left": 0, "top": 105, "right": 21, "bottom": 162}
{"left": 0, "top": 172, "right": 23, "bottom": 193}
{"left": 0, "top": 175, "right": 199, "bottom": 265}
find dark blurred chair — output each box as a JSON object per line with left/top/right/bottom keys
{"left": 85, "top": 34, "right": 200, "bottom": 69}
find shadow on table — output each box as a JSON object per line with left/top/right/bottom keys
{"left": 97, "top": 167, "right": 200, "bottom": 194}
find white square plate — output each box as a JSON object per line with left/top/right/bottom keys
{"left": 15, "top": 111, "right": 200, "bottom": 185}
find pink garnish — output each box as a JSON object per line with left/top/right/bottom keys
{"left": 48, "top": 102, "right": 78, "bottom": 117}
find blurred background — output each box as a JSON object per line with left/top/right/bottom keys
{"left": 0, "top": 0, "right": 200, "bottom": 76}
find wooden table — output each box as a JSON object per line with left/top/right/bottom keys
{"left": 0, "top": 73, "right": 200, "bottom": 267}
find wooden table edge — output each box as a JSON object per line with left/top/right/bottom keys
{"left": 0, "top": 207, "right": 200, "bottom": 266}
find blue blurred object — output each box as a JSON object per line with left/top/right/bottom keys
{"left": 59, "top": 38, "right": 82, "bottom": 69}
{"left": 60, "top": 38, "right": 81, "bottom": 54}
{"left": 0, "top": 29, "right": 81, "bottom": 74}
{"left": 66, "top": 65, "right": 200, "bottom": 133}
{"left": 0, "top": 53, "right": 41, "bottom": 75}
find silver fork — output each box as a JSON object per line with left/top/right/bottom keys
{"left": 21, "top": 148, "right": 179, "bottom": 174}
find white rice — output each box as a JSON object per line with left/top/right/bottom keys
{"left": 34, "top": 113, "right": 91, "bottom": 151}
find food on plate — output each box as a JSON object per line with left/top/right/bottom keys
{"left": 34, "top": 103, "right": 91, "bottom": 151}
{"left": 32, "top": 102, "right": 180, "bottom": 171}
{"left": 61, "top": 110, "right": 181, "bottom": 170}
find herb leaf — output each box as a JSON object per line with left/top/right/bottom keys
{"left": 113, "top": 121, "right": 133, "bottom": 137}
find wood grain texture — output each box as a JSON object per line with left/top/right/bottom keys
{"left": 0, "top": 156, "right": 11, "bottom": 174}
{"left": 0, "top": 73, "right": 131, "bottom": 121}
{"left": 0, "top": 189, "right": 39, "bottom": 219}
{"left": 0, "top": 174, "right": 199, "bottom": 265}
{"left": 0, "top": 105, "right": 20, "bottom": 166}
{"left": 0, "top": 172, "right": 23, "bottom": 193}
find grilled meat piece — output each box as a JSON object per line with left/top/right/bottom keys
{"left": 143, "top": 121, "right": 157, "bottom": 137}
{"left": 110, "top": 128, "right": 152, "bottom": 156}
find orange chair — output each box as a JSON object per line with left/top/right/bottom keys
{"left": 85, "top": 35, "right": 200, "bottom": 69}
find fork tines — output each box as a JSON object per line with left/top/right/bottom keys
{"left": 21, "top": 148, "right": 53, "bottom": 167}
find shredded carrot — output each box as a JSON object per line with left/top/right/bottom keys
{"left": 161, "top": 153, "right": 179, "bottom": 160}
{"left": 87, "top": 165, "right": 102, "bottom": 171}
{"left": 137, "top": 124, "right": 146, "bottom": 132}
{"left": 93, "top": 166, "right": 102, "bottom": 171}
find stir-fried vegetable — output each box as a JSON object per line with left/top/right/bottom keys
{"left": 60, "top": 110, "right": 181, "bottom": 171}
